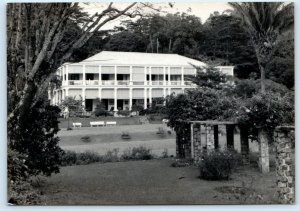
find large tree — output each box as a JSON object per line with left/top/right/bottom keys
{"left": 7, "top": 2, "right": 158, "bottom": 176}
{"left": 229, "top": 2, "right": 294, "bottom": 93}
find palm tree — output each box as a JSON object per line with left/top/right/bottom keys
{"left": 229, "top": 2, "right": 294, "bottom": 93}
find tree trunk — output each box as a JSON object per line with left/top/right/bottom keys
{"left": 259, "top": 63, "right": 266, "bottom": 94}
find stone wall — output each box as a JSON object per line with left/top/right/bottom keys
{"left": 274, "top": 126, "right": 295, "bottom": 204}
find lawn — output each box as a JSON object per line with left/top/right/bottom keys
{"left": 57, "top": 124, "right": 260, "bottom": 157}
{"left": 58, "top": 124, "right": 177, "bottom": 156}
{"left": 37, "top": 158, "right": 279, "bottom": 205}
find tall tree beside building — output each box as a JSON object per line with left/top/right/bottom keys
{"left": 229, "top": 2, "right": 294, "bottom": 93}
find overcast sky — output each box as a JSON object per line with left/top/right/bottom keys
{"left": 81, "top": 2, "right": 232, "bottom": 30}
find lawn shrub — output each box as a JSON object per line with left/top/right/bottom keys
{"left": 81, "top": 136, "right": 91, "bottom": 143}
{"left": 60, "top": 151, "right": 78, "bottom": 166}
{"left": 171, "top": 158, "right": 193, "bottom": 167}
{"left": 76, "top": 151, "right": 102, "bottom": 165}
{"left": 102, "top": 148, "right": 120, "bottom": 162}
{"left": 121, "top": 146, "right": 153, "bottom": 160}
{"left": 199, "top": 150, "right": 242, "bottom": 180}
{"left": 117, "top": 110, "right": 131, "bottom": 117}
{"left": 60, "top": 151, "right": 103, "bottom": 166}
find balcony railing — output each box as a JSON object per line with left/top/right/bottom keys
{"left": 132, "top": 81, "right": 144, "bottom": 85}
{"left": 69, "top": 80, "right": 83, "bottom": 85}
{"left": 151, "top": 81, "right": 164, "bottom": 85}
{"left": 85, "top": 80, "right": 99, "bottom": 85}
{"left": 184, "top": 81, "right": 193, "bottom": 86}
{"left": 102, "top": 80, "right": 115, "bottom": 85}
{"left": 117, "top": 80, "right": 130, "bottom": 85}
{"left": 170, "top": 81, "right": 181, "bottom": 85}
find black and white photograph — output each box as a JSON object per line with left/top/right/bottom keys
{"left": 6, "top": 1, "right": 295, "bottom": 205}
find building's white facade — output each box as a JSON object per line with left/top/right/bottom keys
{"left": 50, "top": 51, "right": 234, "bottom": 112}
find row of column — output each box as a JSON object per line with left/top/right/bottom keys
{"left": 189, "top": 123, "right": 270, "bottom": 173}
{"left": 53, "top": 87, "right": 184, "bottom": 111}
{"left": 60, "top": 65, "right": 188, "bottom": 86}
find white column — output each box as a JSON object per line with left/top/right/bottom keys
{"left": 163, "top": 67, "right": 166, "bottom": 86}
{"left": 129, "top": 66, "right": 133, "bottom": 85}
{"left": 168, "top": 88, "right": 171, "bottom": 96}
{"left": 168, "top": 67, "right": 171, "bottom": 85}
{"left": 98, "top": 65, "right": 102, "bottom": 86}
{"left": 82, "top": 88, "right": 86, "bottom": 109}
{"left": 144, "top": 66, "right": 147, "bottom": 85}
{"left": 66, "top": 65, "right": 69, "bottom": 86}
{"left": 149, "top": 67, "right": 152, "bottom": 86}
{"left": 149, "top": 88, "right": 152, "bottom": 106}
{"left": 65, "top": 88, "right": 69, "bottom": 99}
{"left": 98, "top": 88, "right": 102, "bottom": 100}
{"left": 129, "top": 88, "right": 133, "bottom": 110}
{"left": 114, "top": 65, "right": 117, "bottom": 86}
{"left": 163, "top": 88, "right": 166, "bottom": 106}
{"left": 114, "top": 88, "right": 118, "bottom": 111}
{"left": 181, "top": 67, "right": 184, "bottom": 86}
{"left": 82, "top": 65, "right": 86, "bottom": 86}
{"left": 144, "top": 88, "right": 147, "bottom": 109}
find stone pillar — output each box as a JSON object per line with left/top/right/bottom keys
{"left": 192, "top": 124, "right": 202, "bottom": 163}
{"left": 258, "top": 128, "right": 270, "bottom": 173}
{"left": 239, "top": 125, "right": 250, "bottom": 165}
{"left": 226, "top": 125, "right": 235, "bottom": 150}
{"left": 65, "top": 88, "right": 69, "bottom": 100}
{"left": 274, "top": 126, "right": 295, "bottom": 204}
{"left": 205, "top": 125, "right": 215, "bottom": 151}
{"left": 190, "top": 123, "right": 194, "bottom": 159}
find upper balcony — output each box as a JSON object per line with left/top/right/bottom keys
{"left": 64, "top": 80, "right": 188, "bottom": 87}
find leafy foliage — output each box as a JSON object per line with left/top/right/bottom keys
{"left": 104, "top": 31, "right": 147, "bottom": 52}
{"left": 9, "top": 100, "right": 63, "bottom": 176}
{"left": 94, "top": 98, "right": 110, "bottom": 117}
{"left": 189, "top": 65, "right": 231, "bottom": 89}
{"left": 199, "top": 150, "right": 242, "bottom": 180}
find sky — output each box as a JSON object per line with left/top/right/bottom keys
{"left": 81, "top": 2, "right": 232, "bottom": 30}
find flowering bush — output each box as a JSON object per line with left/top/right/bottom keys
{"left": 237, "top": 91, "right": 294, "bottom": 131}
{"left": 199, "top": 150, "right": 242, "bottom": 180}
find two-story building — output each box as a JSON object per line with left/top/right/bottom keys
{"left": 49, "top": 51, "right": 234, "bottom": 112}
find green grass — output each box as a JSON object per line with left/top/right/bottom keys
{"left": 37, "top": 158, "right": 278, "bottom": 205}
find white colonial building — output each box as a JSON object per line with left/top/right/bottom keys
{"left": 50, "top": 51, "right": 234, "bottom": 112}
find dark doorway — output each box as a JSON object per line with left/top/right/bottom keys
{"left": 117, "top": 100, "right": 123, "bottom": 110}
{"left": 85, "top": 99, "right": 93, "bottom": 111}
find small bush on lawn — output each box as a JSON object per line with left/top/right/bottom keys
{"left": 171, "top": 158, "right": 193, "bottom": 167}
{"left": 121, "top": 146, "right": 153, "bottom": 160}
{"left": 117, "top": 110, "right": 131, "bottom": 117}
{"left": 75, "top": 151, "right": 102, "bottom": 165}
{"left": 199, "top": 150, "right": 242, "bottom": 180}
{"left": 60, "top": 151, "right": 103, "bottom": 166}
{"left": 102, "top": 148, "right": 120, "bottom": 162}
{"left": 81, "top": 136, "right": 91, "bottom": 143}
